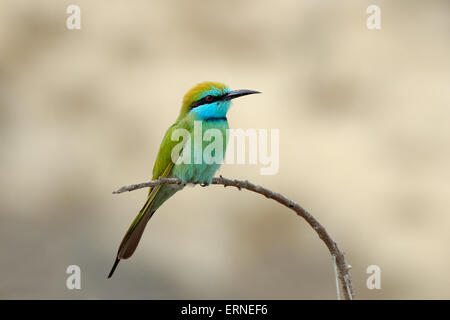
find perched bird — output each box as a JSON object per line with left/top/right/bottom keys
{"left": 108, "top": 81, "right": 260, "bottom": 278}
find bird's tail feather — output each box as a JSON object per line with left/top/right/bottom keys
{"left": 107, "top": 186, "right": 160, "bottom": 278}
{"left": 107, "top": 257, "right": 120, "bottom": 279}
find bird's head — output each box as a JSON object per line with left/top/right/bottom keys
{"left": 178, "top": 81, "right": 260, "bottom": 120}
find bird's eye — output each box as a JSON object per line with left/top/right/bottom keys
{"left": 205, "top": 95, "right": 214, "bottom": 102}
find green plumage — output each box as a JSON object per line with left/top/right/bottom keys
{"left": 108, "top": 81, "right": 259, "bottom": 278}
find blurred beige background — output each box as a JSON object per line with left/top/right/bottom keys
{"left": 0, "top": 0, "right": 449, "bottom": 299}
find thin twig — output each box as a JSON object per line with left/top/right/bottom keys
{"left": 332, "top": 255, "right": 341, "bottom": 300}
{"left": 113, "top": 176, "right": 354, "bottom": 300}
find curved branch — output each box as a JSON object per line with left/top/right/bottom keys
{"left": 113, "top": 176, "right": 354, "bottom": 300}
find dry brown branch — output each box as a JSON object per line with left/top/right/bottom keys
{"left": 113, "top": 176, "right": 354, "bottom": 300}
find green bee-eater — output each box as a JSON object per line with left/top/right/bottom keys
{"left": 108, "top": 81, "right": 260, "bottom": 278}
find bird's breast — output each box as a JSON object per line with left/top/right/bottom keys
{"left": 171, "top": 119, "right": 229, "bottom": 184}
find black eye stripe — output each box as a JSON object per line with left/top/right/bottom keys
{"left": 190, "top": 94, "right": 224, "bottom": 109}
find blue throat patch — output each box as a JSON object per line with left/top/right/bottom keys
{"left": 190, "top": 87, "right": 232, "bottom": 120}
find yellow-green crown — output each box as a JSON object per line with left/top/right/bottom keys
{"left": 178, "top": 81, "right": 229, "bottom": 118}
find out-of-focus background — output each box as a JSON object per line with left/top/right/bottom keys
{"left": 0, "top": 0, "right": 449, "bottom": 299}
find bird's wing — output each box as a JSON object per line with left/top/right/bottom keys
{"left": 150, "top": 118, "right": 193, "bottom": 187}
{"left": 108, "top": 118, "right": 192, "bottom": 277}
{"left": 120, "top": 118, "right": 192, "bottom": 256}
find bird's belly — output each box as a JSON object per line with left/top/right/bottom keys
{"left": 171, "top": 119, "right": 227, "bottom": 184}
{"left": 172, "top": 162, "right": 221, "bottom": 184}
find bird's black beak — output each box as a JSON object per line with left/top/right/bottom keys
{"left": 222, "top": 89, "right": 261, "bottom": 101}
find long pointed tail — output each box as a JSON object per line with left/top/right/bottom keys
{"left": 107, "top": 257, "right": 121, "bottom": 279}
{"left": 107, "top": 193, "right": 157, "bottom": 278}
